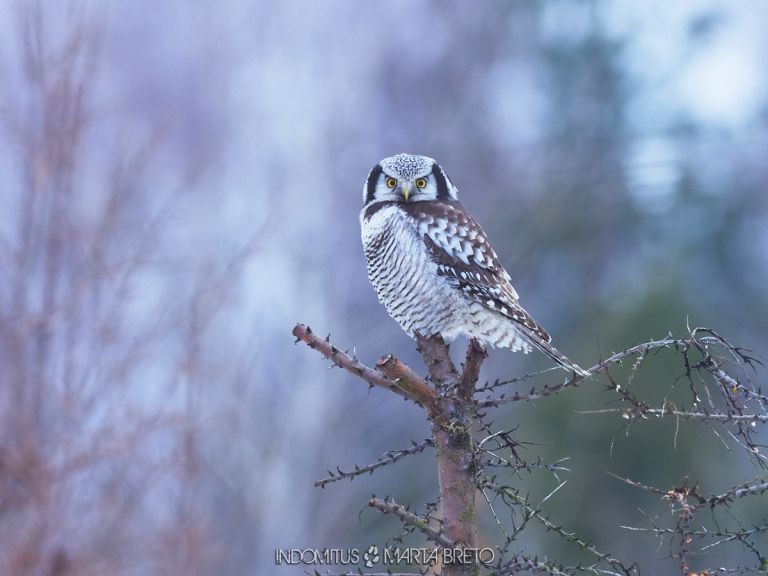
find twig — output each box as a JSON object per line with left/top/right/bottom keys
{"left": 578, "top": 407, "right": 768, "bottom": 423}
{"left": 608, "top": 472, "right": 668, "bottom": 497}
{"left": 611, "top": 472, "right": 768, "bottom": 571}
{"left": 368, "top": 497, "right": 455, "bottom": 548}
{"left": 708, "top": 477, "right": 768, "bottom": 505}
{"left": 479, "top": 336, "right": 682, "bottom": 408}
{"left": 315, "top": 439, "right": 434, "bottom": 488}
{"left": 493, "top": 556, "right": 573, "bottom": 576}
{"left": 483, "top": 480, "right": 631, "bottom": 575}
{"left": 313, "top": 573, "right": 423, "bottom": 576}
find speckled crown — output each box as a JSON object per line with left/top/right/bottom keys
{"left": 380, "top": 153, "right": 435, "bottom": 179}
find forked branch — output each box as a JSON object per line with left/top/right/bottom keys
{"left": 292, "top": 323, "right": 441, "bottom": 416}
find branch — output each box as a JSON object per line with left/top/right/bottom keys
{"left": 375, "top": 354, "right": 441, "bottom": 413}
{"left": 492, "top": 557, "right": 572, "bottom": 576}
{"left": 611, "top": 472, "right": 768, "bottom": 569}
{"left": 483, "top": 479, "right": 630, "bottom": 574}
{"left": 315, "top": 573, "right": 422, "bottom": 576}
{"left": 709, "top": 477, "right": 768, "bottom": 505}
{"left": 416, "top": 333, "right": 459, "bottom": 390}
{"left": 368, "top": 497, "right": 455, "bottom": 548}
{"left": 476, "top": 366, "right": 559, "bottom": 394}
{"left": 478, "top": 336, "right": 682, "bottom": 408}
{"left": 292, "top": 324, "right": 440, "bottom": 414}
{"left": 459, "top": 338, "right": 487, "bottom": 400}
{"left": 314, "top": 439, "right": 434, "bottom": 488}
{"left": 620, "top": 523, "right": 768, "bottom": 541}
{"left": 579, "top": 407, "right": 768, "bottom": 423}
{"left": 608, "top": 472, "right": 668, "bottom": 497}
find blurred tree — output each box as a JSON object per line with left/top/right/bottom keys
{"left": 0, "top": 4, "right": 253, "bottom": 574}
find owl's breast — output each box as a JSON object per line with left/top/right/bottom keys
{"left": 360, "top": 203, "right": 461, "bottom": 338}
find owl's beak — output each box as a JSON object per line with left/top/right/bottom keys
{"left": 400, "top": 182, "right": 412, "bottom": 202}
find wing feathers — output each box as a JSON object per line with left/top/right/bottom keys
{"left": 406, "top": 200, "right": 589, "bottom": 377}
{"left": 408, "top": 200, "right": 523, "bottom": 321}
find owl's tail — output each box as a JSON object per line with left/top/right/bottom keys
{"left": 500, "top": 302, "right": 591, "bottom": 377}
{"left": 524, "top": 335, "right": 591, "bottom": 378}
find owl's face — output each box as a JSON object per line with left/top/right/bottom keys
{"left": 363, "top": 153, "right": 459, "bottom": 206}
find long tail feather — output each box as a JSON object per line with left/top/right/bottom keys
{"left": 518, "top": 329, "right": 590, "bottom": 378}
{"left": 502, "top": 303, "right": 591, "bottom": 377}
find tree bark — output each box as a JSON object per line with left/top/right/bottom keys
{"left": 417, "top": 334, "right": 481, "bottom": 576}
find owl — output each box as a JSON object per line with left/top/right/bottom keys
{"left": 360, "top": 153, "right": 589, "bottom": 377}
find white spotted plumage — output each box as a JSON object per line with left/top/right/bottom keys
{"left": 360, "top": 153, "right": 589, "bottom": 377}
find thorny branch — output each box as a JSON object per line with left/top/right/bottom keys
{"left": 369, "top": 497, "right": 456, "bottom": 548}
{"left": 481, "top": 479, "right": 631, "bottom": 575}
{"left": 295, "top": 323, "right": 766, "bottom": 574}
{"left": 475, "top": 338, "right": 680, "bottom": 407}
{"left": 579, "top": 407, "right": 768, "bottom": 423}
{"left": 292, "top": 324, "right": 441, "bottom": 417}
{"left": 460, "top": 338, "right": 488, "bottom": 400}
{"left": 611, "top": 473, "right": 768, "bottom": 574}
{"left": 314, "top": 572, "right": 425, "bottom": 576}
{"left": 314, "top": 439, "right": 434, "bottom": 488}
{"left": 480, "top": 329, "right": 767, "bottom": 458}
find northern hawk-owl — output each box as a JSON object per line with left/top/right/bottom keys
{"left": 360, "top": 153, "right": 588, "bottom": 377}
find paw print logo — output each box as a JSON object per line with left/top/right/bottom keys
{"left": 363, "top": 545, "right": 379, "bottom": 568}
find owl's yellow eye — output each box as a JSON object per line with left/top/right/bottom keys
{"left": 386, "top": 178, "right": 398, "bottom": 189}
{"left": 415, "top": 178, "right": 427, "bottom": 189}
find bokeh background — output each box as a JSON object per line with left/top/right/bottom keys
{"left": 0, "top": 1, "right": 766, "bottom": 575}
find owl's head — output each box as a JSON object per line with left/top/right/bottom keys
{"left": 363, "top": 154, "right": 459, "bottom": 206}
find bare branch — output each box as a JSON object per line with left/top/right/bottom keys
{"left": 708, "top": 477, "right": 768, "bottom": 505}
{"left": 415, "top": 333, "right": 459, "bottom": 391}
{"left": 315, "top": 573, "right": 423, "bottom": 576}
{"left": 314, "top": 439, "right": 434, "bottom": 488}
{"left": 375, "top": 354, "right": 441, "bottom": 414}
{"left": 479, "top": 336, "right": 682, "bottom": 408}
{"left": 459, "top": 338, "right": 487, "bottom": 400}
{"left": 579, "top": 407, "right": 768, "bottom": 424}
{"left": 292, "top": 324, "right": 440, "bottom": 414}
{"left": 483, "top": 479, "right": 631, "bottom": 575}
{"left": 368, "top": 497, "right": 455, "bottom": 548}
{"left": 607, "top": 472, "right": 668, "bottom": 497}
{"left": 491, "top": 556, "right": 573, "bottom": 576}
{"left": 610, "top": 471, "right": 768, "bottom": 572}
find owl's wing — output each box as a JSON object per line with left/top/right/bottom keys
{"left": 404, "top": 200, "right": 552, "bottom": 344}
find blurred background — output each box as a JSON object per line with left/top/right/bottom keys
{"left": 0, "top": 1, "right": 766, "bottom": 574}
